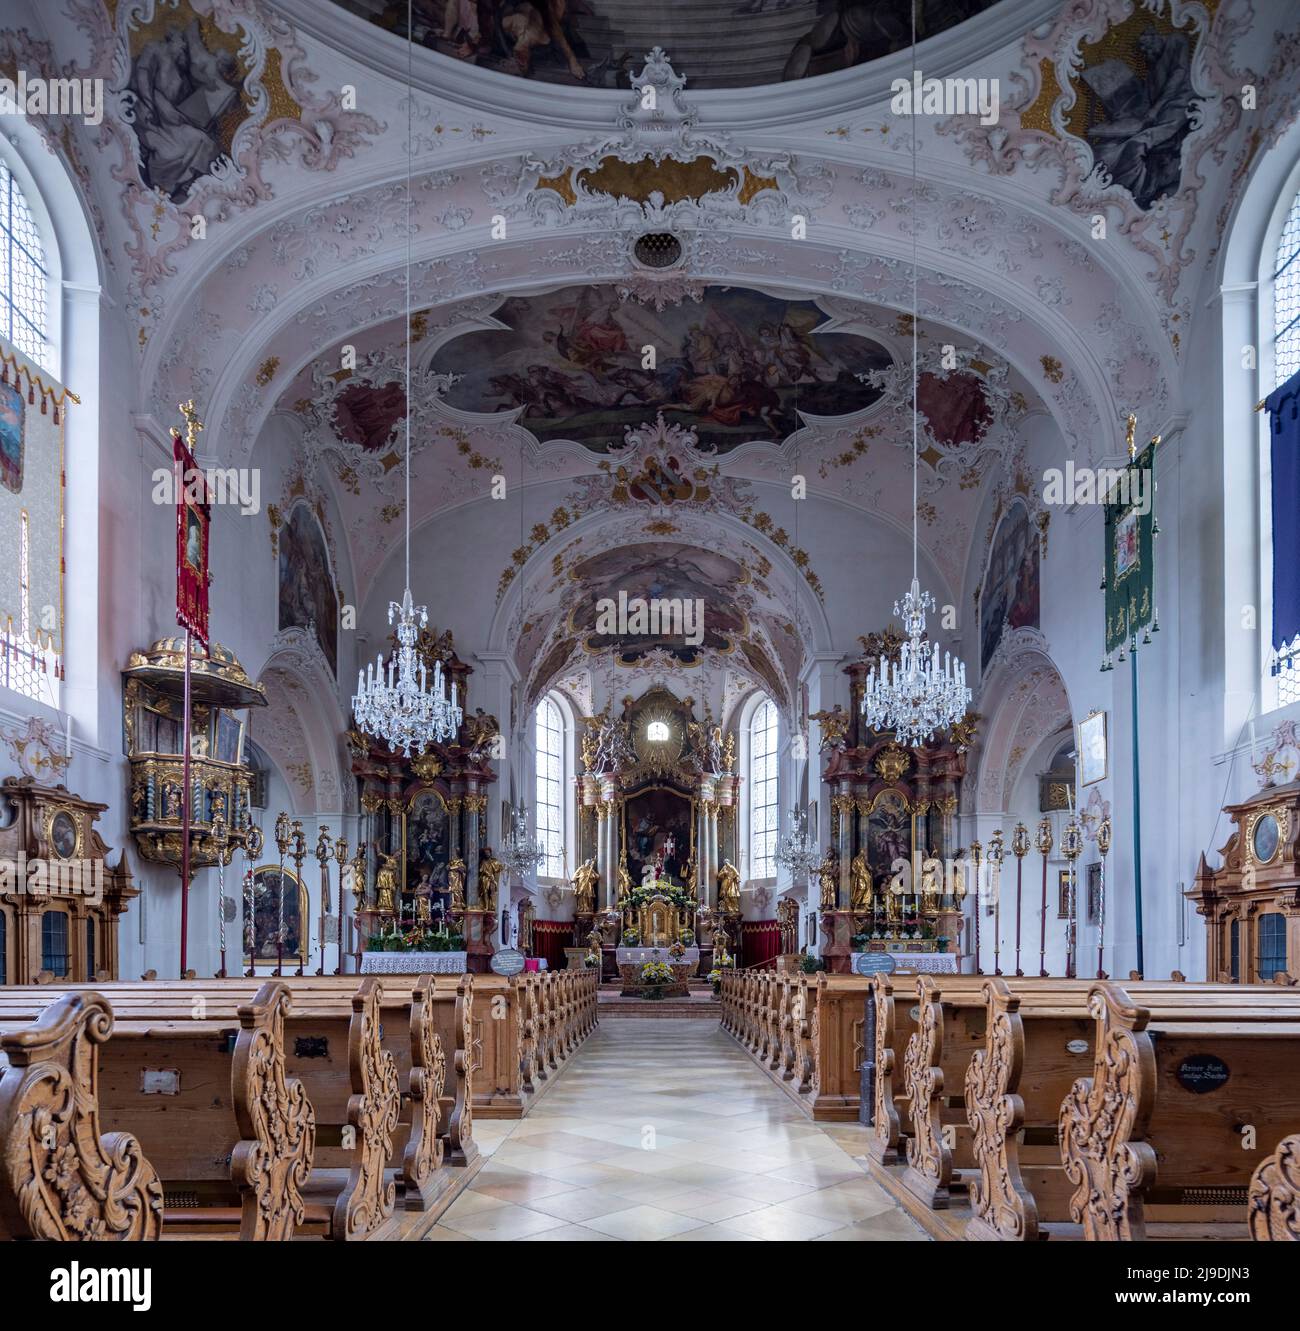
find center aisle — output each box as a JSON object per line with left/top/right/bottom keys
{"left": 429, "top": 1017, "right": 928, "bottom": 1241}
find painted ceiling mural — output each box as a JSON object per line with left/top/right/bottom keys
{"left": 329, "top": 0, "right": 1000, "bottom": 89}
{"left": 433, "top": 286, "right": 892, "bottom": 453}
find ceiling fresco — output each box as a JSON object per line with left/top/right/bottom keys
{"left": 433, "top": 285, "right": 892, "bottom": 453}
{"left": 328, "top": 0, "right": 1000, "bottom": 89}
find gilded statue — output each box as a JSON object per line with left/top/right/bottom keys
{"left": 477, "top": 848, "right": 504, "bottom": 914}
{"left": 447, "top": 856, "right": 467, "bottom": 912}
{"left": 721, "top": 730, "right": 736, "bottom": 773}
{"left": 616, "top": 849, "right": 633, "bottom": 903}
{"left": 520, "top": 903, "right": 535, "bottom": 955}
{"left": 375, "top": 853, "right": 399, "bottom": 914}
{"left": 572, "top": 857, "right": 598, "bottom": 914}
{"left": 717, "top": 859, "right": 741, "bottom": 914}
{"left": 818, "top": 851, "right": 839, "bottom": 910}
{"left": 685, "top": 854, "right": 698, "bottom": 898}
{"left": 587, "top": 928, "right": 603, "bottom": 957}
{"left": 920, "top": 857, "right": 942, "bottom": 913}
{"left": 850, "top": 850, "right": 873, "bottom": 913}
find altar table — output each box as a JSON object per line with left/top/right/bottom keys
{"left": 617, "top": 946, "right": 700, "bottom": 969}
{"left": 882, "top": 952, "right": 959, "bottom": 974}
{"left": 360, "top": 951, "right": 468, "bottom": 974}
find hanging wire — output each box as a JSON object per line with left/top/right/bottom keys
{"left": 404, "top": 0, "right": 413, "bottom": 593}
{"left": 910, "top": 0, "right": 919, "bottom": 585}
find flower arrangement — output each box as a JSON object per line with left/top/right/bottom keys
{"left": 583, "top": 951, "right": 601, "bottom": 968}
{"left": 622, "top": 926, "right": 641, "bottom": 945}
{"left": 707, "top": 966, "right": 723, "bottom": 995}
{"left": 799, "top": 954, "right": 827, "bottom": 974}
{"left": 626, "top": 880, "right": 694, "bottom": 912}
{"left": 679, "top": 929, "right": 696, "bottom": 945}
{"left": 713, "top": 950, "right": 733, "bottom": 969}
{"left": 365, "top": 922, "right": 466, "bottom": 954}
{"left": 641, "top": 960, "right": 675, "bottom": 986}
{"left": 667, "top": 941, "right": 686, "bottom": 959}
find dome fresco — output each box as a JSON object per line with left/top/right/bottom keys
{"left": 329, "top": 0, "right": 1001, "bottom": 89}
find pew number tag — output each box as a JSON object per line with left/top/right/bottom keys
{"left": 140, "top": 1067, "right": 180, "bottom": 1096}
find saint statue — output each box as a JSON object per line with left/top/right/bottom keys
{"left": 717, "top": 859, "right": 741, "bottom": 914}
{"left": 818, "top": 851, "right": 839, "bottom": 910}
{"left": 572, "top": 857, "right": 598, "bottom": 914}
{"left": 587, "top": 928, "right": 603, "bottom": 958}
{"left": 520, "top": 903, "right": 535, "bottom": 955}
{"left": 477, "top": 847, "right": 504, "bottom": 914}
{"left": 617, "top": 849, "right": 633, "bottom": 903}
{"left": 920, "top": 857, "right": 941, "bottom": 913}
{"left": 850, "top": 850, "right": 873, "bottom": 913}
{"left": 685, "top": 854, "right": 698, "bottom": 898}
{"left": 375, "top": 853, "right": 399, "bottom": 914}
{"left": 447, "top": 856, "right": 467, "bottom": 912}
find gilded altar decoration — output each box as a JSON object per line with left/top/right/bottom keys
{"left": 818, "top": 850, "right": 839, "bottom": 910}
{"left": 811, "top": 706, "right": 850, "bottom": 750}
{"left": 447, "top": 856, "right": 467, "bottom": 912}
{"left": 717, "top": 859, "right": 741, "bottom": 914}
{"left": 477, "top": 849, "right": 504, "bottom": 913}
{"left": 850, "top": 850, "right": 873, "bottom": 912}
{"left": 873, "top": 745, "right": 910, "bottom": 784}
{"left": 572, "top": 857, "right": 598, "bottom": 913}
{"left": 375, "top": 854, "right": 398, "bottom": 914}
{"left": 617, "top": 849, "right": 633, "bottom": 903}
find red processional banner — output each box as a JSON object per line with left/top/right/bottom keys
{"left": 173, "top": 432, "right": 210, "bottom": 648}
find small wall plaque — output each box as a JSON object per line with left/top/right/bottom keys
{"left": 293, "top": 1037, "right": 329, "bottom": 1059}
{"left": 140, "top": 1068, "right": 180, "bottom": 1095}
{"left": 1176, "top": 1054, "right": 1230, "bottom": 1094}
{"left": 1066, "top": 1039, "right": 1088, "bottom": 1055}
{"left": 851, "top": 952, "right": 897, "bottom": 976}
{"left": 490, "top": 947, "right": 526, "bottom": 976}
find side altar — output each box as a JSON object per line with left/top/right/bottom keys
{"left": 346, "top": 624, "right": 503, "bottom": 972}
{"left": 811, "top": 630, "right": 974, "bottom": 975}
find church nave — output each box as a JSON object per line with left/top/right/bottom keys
{"left": 432, "top": 1019, "right": 925, "bottom": 1242}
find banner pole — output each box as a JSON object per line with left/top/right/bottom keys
{"left": 179, "top": 628, "right": 193, "bottom": 978}
{"left": 1131, "top": 648, "right": 1145, "bottom": 978}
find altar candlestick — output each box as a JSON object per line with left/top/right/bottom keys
{"left": 1011, "top": 822, "right": 1030, "bottom": 976}
{"left": 1036, "top": 818, "right": 1052, "bottom": 976}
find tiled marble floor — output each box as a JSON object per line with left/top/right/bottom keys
{"left": 428, "top": 1017, "right": 928, "bottom": 1242}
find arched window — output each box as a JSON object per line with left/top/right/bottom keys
{"left": 0, "top": 160, "right": 47, "bottom": 366}
{"left": 1276, "top": 188, "right": 1300, "bottom": 385}
{"left": 85, "top": 914, "right": 96, "bottom": 980}
{"left": 749, "top": 697, "right": 779, "bottom": 879}
{"left": 535, "top": 695, "right": 565, "bottom": 879}
{"left": 1273, "top": 185, "right": 1300, "bottom": 705}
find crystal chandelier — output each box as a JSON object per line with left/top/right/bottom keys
{"left": 774, "top": 805, "right": 820, "bottom": 880}
{"left": 862, "top": 5, "right": 970, "bottom": 750}
{"left": 500, "top": 804, "right": 546, "bottom": 882}
{"left": 351, "top": 6, "right": 462, "bottom": 758}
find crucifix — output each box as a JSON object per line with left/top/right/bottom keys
{"left": 178, "top": 398, "right": 204, "bottom": 449}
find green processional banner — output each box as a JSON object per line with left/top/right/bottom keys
{"left": 1102, "top": 440, "right": 1157, "bottom": 658}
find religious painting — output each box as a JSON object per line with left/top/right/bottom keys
{"left": 1114, "top": 508, "right": 1140, "bottom": 580}
{"left": 622, "top": 787, "right": 693, "bottom": 886}
{"left": 278, "top": 502, "right": 339, "bottom": 675}
{"left": 1057, "top": 869, "right": 1075, "bottom": 920}
{"left": 125, "top": 13, "right": 249, "bottom": 202}
{"left": 915, "top": 369, "right": 993, "bottom": 452}
{"left": 434, "top": 286, "right": 890, "bottom": 454}
{"left": 331, "top": 0, "right": 997, "bottom": 89}
{"left": 214, "top": 711, "right": 244, "bottom": 766}
{"left": 0, "top": 378, "right": 23, "bottom": 494}
{"left": 1067, "top": 9, "right": 1200, "bottom": 212}
{"left": 246, "top": 865, "right": 307, "bottom": 966}
{"left": 569, "top": 543, "right": 747, "bottom": 665}
{"left": 1078, "top": 710, "right": 1107, "bottom": 787}
{"left": 865, "top": 790, "right": 912, "bottom": 886}
{"left": 404, "top": 790, "right": 450, "bottom": 896}
{"left": 330, "top": 377, "right": 407, "bottom": 454}
{"left": 979, "top": 500, "right": 1040, "bottom": 672}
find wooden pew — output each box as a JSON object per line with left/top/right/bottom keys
{"left": 0, "top": 981, "right": 314, "bottom": 1239}
{"left": 1059, "top": 981, "right": 1300, "bottom": 1240}
{"left": 1249, "top": 1133, "right": 1300, "bottom": 1239}
{"left": 0, "top": 991, "right": 165, "bottom": 1241}
{"left": 0, "top": 979, "right": 406, "bottom": 1239}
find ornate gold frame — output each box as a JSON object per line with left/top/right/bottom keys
{"left": 1245, "top": 804, "right": 1291, "bottom": 867}
{"left": 243, "top": 863, "right": 309, "bottom": 969}
{"left": 42, "top": 805, "right": 84, "bottom": 860}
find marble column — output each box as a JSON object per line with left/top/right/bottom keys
{"left": 464, "top": 791, "right": 482, "bottom": 907}
{"left": 595, "top": 803, "right": 611, "bottom": 909}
